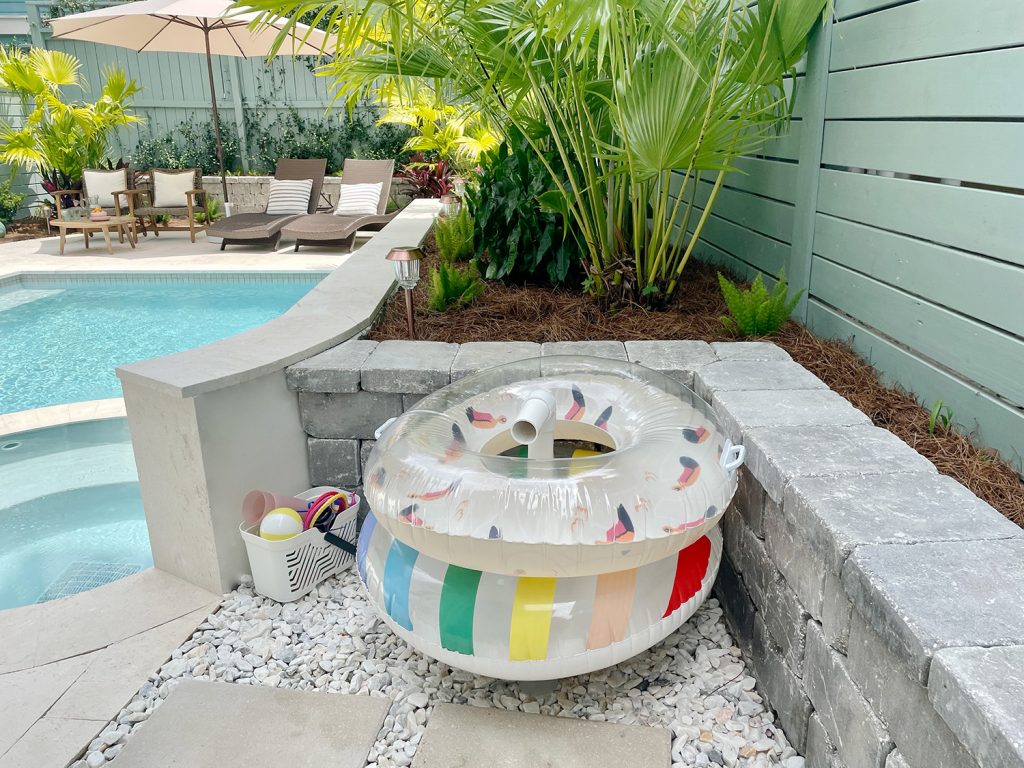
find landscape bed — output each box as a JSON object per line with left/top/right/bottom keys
{"left": 370, "top": 240, "right": 1024, "bottom": 525}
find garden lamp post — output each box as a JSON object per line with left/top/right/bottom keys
{"left": 386, "top": 246, "right": 423, "bottom": 340}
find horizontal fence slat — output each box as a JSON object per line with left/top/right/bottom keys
{"left": 821, "top": 121, "right": 1024, "bottom": 190}
{"left": 684, "top": 213, "right": 789, "bottom": 277}
{"left": 813, "top": 214, "right": 1024, "bottom": 338}
{"left": 810, "top": 257, "right": 1024, "bottom": 407}
{"left": 677, "top": 182, "right": 795, "bottom": 244}
{"left": 720, "top": 156, "right": 799, "bottom": 204}
{"left": 831, "top": 0, "right": 1024, "bottom": 70}
{"left": 807, "top": 300, "right": 1024, "bottom": 471}
{"left": 825, "top": 48, "right": 1024, "bottom": 119}
{"left": 816, "top": 170, "right": 1024, "bottom": 266}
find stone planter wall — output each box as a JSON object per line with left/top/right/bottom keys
{"left": 199, "top": 175, "right": 414, "bottom": 214}
{"left": 285, "top": 338, "right": 1024, "bottom": 768}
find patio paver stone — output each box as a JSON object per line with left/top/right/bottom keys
{"left": 108, "top": 679, "right": 389, "bottom": 767}
{"left": 541, "top": 340, "right": 628, "bottom": 360}
{"left": 710, "top": 341, "right": 792, "bottom": 361}
{"left": 712, "top": 387, "right": 871, "bottom": 442}
{"left": 694, "top": 360, "right": 826, "bottom": 402}
{"left": 412, "top": 703, "right": 671, "bottom": 768}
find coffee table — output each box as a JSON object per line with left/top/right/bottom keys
{"left": 53, "top": 214, "right": 138, "bottom": 255}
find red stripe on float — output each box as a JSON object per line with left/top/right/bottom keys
{"left": 662, "top": 536, "right": 712, "bottom": 618}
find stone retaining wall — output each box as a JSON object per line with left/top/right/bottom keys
{"left": 285, "top": 338, "right": 1024, "bottom": 768}
{"left": 199, "top": 175, "right": 413, "bottom": 214}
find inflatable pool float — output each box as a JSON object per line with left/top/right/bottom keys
{"left": 359, "top": 356, "right": 744, "bottom": 679}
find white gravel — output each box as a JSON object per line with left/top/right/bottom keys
{"left": 73, "top": 569, "right": 804, "bottom": 768}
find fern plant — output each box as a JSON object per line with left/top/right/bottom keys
{"left": 435, "top": 207, "right": 474, "bottom": 262}
{"left": 428, "top": 260, "right": 485, "bottom": 312}
{"left": 718, "top": 270, "right": 803, "bottom": 337}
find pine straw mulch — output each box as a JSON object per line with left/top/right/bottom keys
{"left": 1, "top": 218, "right": 51, "bottom": 242}
{"left": 370, "top": 242, "right": 1024, "bottom": 525}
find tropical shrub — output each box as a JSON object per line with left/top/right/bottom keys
{"left": 398, "top": 153, "right": 453, "bottom": 198}
{"left": 428, "top": 259, "right": 485, "bottom": 312}
{"left": 467, "top": 134, "right": 583, "bottom": 285}
{"left": 0, "top": 47, "right": 140, "bottom": 193}
{"left": 378, "top": 90, "right": 498, "bottom": 176}
{"left": 244, "top": 106, "right": 411, "bottom": 173}
{"left": 245, "top": 0, "right": 828, "bottom": 304}
{"left": 434, "top": 207, "right": 473, "bottom": 263}
{"left": 194, "top": 196, "right": 224, "bottom": 225}
{"left": 131, "top": 119, "right": 240, "bottom": 175}
{"left": 130, "top": 107, "right": 410, "bottom": 176}
{"left": 0, "top": 175, "right": 25, "bottom": 224}
{"left": 718, "top": 270, "right": 802, "bottom": 337}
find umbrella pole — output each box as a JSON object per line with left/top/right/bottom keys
{"left": 203, "top": 26, "right": 230, "bottom": 204}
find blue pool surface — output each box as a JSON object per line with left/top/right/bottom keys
{"left": 0, "top": 274, "right": 323, "bottom": 414}
{"left": 0, "top": 418, "right": 149, "bottom": 610}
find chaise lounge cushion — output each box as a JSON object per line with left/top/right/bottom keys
{"left": 334, "top": 182, "right": 383, "bottom": 216}
{"left": 266, "top": 179, "right": 314, "bottom": 215}
{"left": 207, "top": 212, "right": 303, "bottom": 241}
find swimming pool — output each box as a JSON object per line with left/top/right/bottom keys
{"left": 0, "top": 272, "right": 325, "bottom": 414}
{"left": 0, "top": 418, "right": 148, "bottom": 610}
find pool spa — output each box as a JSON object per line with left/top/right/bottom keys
{"left": 0, "top": 272, "right": 325, "bottom": 414}
{"left": 0, "top": 418, "right": 148, "bottom": 610}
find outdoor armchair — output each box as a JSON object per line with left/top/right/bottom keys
{"left": 130, "top": 168, "right": 208, "bottom": 243}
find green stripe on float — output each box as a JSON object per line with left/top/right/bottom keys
{"left": 439, "top": 565, "right": 482, "bottom": 656}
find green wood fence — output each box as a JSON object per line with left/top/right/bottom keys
{"left": 675, "top": 0, "right": 1024, "bottom": 472}
{"left": 3, "top": 1, "right": 343, "bottom": 212}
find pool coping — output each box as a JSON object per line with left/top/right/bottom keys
{"left": 115, "top": 199, "right": 439, "bottom": 399}
{"left": 0, "top": 398, "right": 127, "bottom": 439}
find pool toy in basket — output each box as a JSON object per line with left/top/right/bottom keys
{"left": 359, "top": 355, "right": 745, "bottom": 680}
{"left": 241, "top": 486, "right": 361, "bottom": 602}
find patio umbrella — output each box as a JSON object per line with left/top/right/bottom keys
{"left": 48, "top": 1, "right": 328, "bottom": 203}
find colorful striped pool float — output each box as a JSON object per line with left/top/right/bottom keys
{"left": 357, "top": 511, "right": 722, "bottom": 680}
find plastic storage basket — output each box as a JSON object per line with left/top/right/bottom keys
{"left": 240, "top": 487, "right": 359, "bottom": 603}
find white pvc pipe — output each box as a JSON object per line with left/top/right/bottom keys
{"left": 511, "top": 390, "right": 556, "bottom": 460}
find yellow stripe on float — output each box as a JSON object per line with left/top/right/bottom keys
{"left": 508, "top": 577, "right": 558, "bottom": 661}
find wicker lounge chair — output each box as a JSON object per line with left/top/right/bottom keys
{"left": 282, "top": 159, "right": 397, "bottom": 252}
{"left": 127, "top": 168, "right": 207, "bottom": 242}
{"left": 208, "top": 158, "right": 327, "bottom": 250}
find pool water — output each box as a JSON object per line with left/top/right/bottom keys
{"left": 0, "top": 418, "right": 150, "bottom": 610}
{"left": 0, "top": 274, "right": 323, "bottom": 414}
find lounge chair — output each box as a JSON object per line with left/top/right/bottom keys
{"left": 208, "top": 158, "right": 327, "bottom": 250}
{"left": 127, "top": 168, "right": 207, "bottom": 243}
{"left": 282, "top": 159, "right": 397, "bottom": 252}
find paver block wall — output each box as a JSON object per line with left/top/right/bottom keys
{"left": 286, "top": 338, "right": 1024, "bottom": 768}
{"left": 200, "top": 176, "right": 414, "bottom": 214}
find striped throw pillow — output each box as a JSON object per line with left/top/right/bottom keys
{"left": 334, "top": 182, "right": 383, "bottom": 216}
{"left": 265, "top": 179, "right": 313, "bottom": 215}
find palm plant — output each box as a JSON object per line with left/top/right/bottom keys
{"left": 243, "top": 0, "right": 827, "bottom": 303}
{"left": 377, "top": 88, "right": 499, "bottom": 175}
{"left": 0, "top": 46, "right": 141, "bottom": 194}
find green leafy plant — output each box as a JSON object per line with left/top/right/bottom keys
{"left": 0, "top": 175, "right": 25, "bottom": 224}
{"left": 718, "top": 270, "right": 802, "bottom": 337}
{"left": 467, "top": 134, "right": 583, "bottom": 285}
{"left": 0, "top": 47, "right": 141, "bottom": 195}
{"left": 194, "top": 196, "right": 223, "bottom": 225}
{"left": 245, "top": 0, "right": 828, "bottom": 304}
{"left": 428, "top": 260, "right": 486, "bottom": 312}
{"left": 130, "top": 118, "right": 241, "bottom": 175}
{"left": 434, "top": 207, "right": 474, "bottom": 262}
{"left": 378, "top": 89, "right": 499, "bottom": 176}
{"left": 928, "top": 400, "right": 954, "bottom": 435}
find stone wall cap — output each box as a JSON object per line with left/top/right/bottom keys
{"left": 286, "top": 339, "right": 378, "bottom": 393}
{"left": 842, "top": 538, "right": 1024, "bottom": 684}
{"left": 930, "top": 645, "right": 1024, "bottom": 768}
